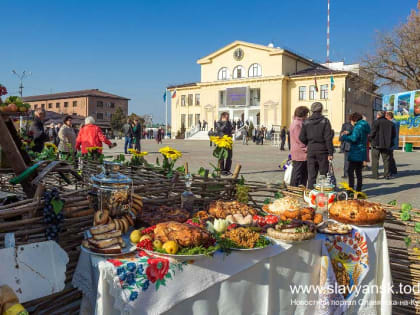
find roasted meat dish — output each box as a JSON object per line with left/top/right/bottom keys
{"left": 154, "top": 221, "right": 211, "bottom": 247}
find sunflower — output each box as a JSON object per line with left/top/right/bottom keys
{"left": 128, "top": 148, "right": 137, "bottom": 154}
{"left": 211, "top": 135, "right": 232, "bottom": 149}
{"left": 133, "top": 151, "right": 148, "bottom": 158}
{"left": 159, "top": 146, "right": 182, "bottom": 160}
{"left": 44, "top": 142, "right": 58, "bottom": 153}
{"left": 338, "top": 182, "right": 367, "bottom": 199}
{"left": 86, "top": 146, "right": 102, "bottom": 152}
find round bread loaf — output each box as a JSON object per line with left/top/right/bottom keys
{"left": 328, "top": 200, "right": 386, "bottom": 225}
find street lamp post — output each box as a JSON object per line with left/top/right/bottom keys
{"left": 12, "top": 70, "right": 32, "bottom": 97}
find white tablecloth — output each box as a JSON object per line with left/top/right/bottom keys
{"left": 73, "top": 228, "right": 391, "bottom": 315}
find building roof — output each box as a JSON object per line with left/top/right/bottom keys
{"left": 197, "top": 40, "right": 320, "bottom": 67}
{"left": 167, "top": 82, "right": 197, "bottom": 89}
{"left": 289, "top": 67, "right": 348, "bottom": 78}
{"left": 22, "top": 89, "right": 130, "bottom": 102}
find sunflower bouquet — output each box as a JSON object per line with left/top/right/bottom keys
{"left": 157, "top": 146, "right": 183, "bottom": 178}
{"left": 33, "top": 142, "right": 58, "bottom": 161}
{"left": 128, "top": 148, "right": 148, "bottom": 166}
{"left": 210, "top": 135, "right": 233, "bottom": 162}
{"left": 85, "top": 146, "right": 104, "bottom": 163}
{"left": 339, "top": 182, "right": 367, "bottom": 199}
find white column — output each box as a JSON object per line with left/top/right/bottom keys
{"left": 244, "top": 108, "right": 249, "bottom": 122}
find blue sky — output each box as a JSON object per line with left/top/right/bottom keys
{"left": 1, "top": 0, "right": 417, "bottom": 122}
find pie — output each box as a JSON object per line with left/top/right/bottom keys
{"left": 318, "top": 221, "right": 352, "bottom": 234}
{"left": 139, "top": 206, "right": 190, "bottom": 226}
{"left": 267, "top": 220, "right": 316, "bottom": 242}
{"left": 328, "top": 200, "right": 386, "bottom": 225}
{"left": 208, "top": 200, "right": 257, "bottom": 219}
{"left": 154, "top": 221, "right": 212, "bottom": 247}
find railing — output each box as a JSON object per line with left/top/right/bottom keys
{"left": 185, "top": 125, "right": 200, "bottom": 139}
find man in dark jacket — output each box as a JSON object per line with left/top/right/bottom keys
{"left": 30, "top": 108, "right": 48, "bottom": 153}
{"left": 370, "top": 111, "right": 396, "bottom": 179}
{"left": 299, "top": 102, "right": 334, "bottom": 189}
{"left": 216, "top": 112, "right": 233, "bottom": 175}
{"left": 133, "top": 118, "right": 142, "bottom": 151}
{"left": 122, "top": 119, "right": 133, "bottom": 154}
{"left": 280, "top": 127, "right": 286, "bottom": 151}
{"left": 340, "top": 119, "right": 354, "bottom": 178}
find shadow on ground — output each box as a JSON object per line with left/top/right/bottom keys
{"left": 364, "top": 183, "right": 420, "bottom": 197}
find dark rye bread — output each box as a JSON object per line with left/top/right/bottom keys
{"left": 88, "top": 237, "right": 123, "bottom": 249}
{"left": 92, "top": 230, "right": 122, "bottom": 241}
{"left": 90, "top": 223, "right": 116, "bottom": 235}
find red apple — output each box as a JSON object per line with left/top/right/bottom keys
{"left": 415, "top": 96, "right": 420, "bottom": 106}
{"left": 414, "top": 105, "right": 420, "bottom": 115}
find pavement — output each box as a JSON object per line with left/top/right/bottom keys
{"left": 104, "top": 138, "right": 420, "bottom": 207}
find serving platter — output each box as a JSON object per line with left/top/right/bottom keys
{"left": 81, "top": 230, "right": 136, "bottom": 257}
{"left": 141, "top": 248, "right": 218, "bottom": 261}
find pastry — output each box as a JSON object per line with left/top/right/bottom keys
{"left": 318, "top": 221, "right": 352, "bottom": 234}
{"left": 120, "top": 217, "right": 129, "bottom": 233}
{"left": 328, "top": 200, "right": 386, "bottom": 225}
{"left": 267, "top": 220, "right": 316, "bottom": 242}
{"left": 154, "top": 221, "right": 211, "bottom": 247}
{"left": 125, "top": 214, "right": 134, "bottom": 226}
{"left": 208, "top": 200, "right": 257, "bottom": 219}
{"left": 94, "top": 210, "right": 109, "bottom": 225}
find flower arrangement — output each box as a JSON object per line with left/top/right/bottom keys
{"left": 128, "top": 149, "right": 149, "bottom": 166}
{"left": 85, "top": 146, "right": 104, "bottom": 163}
{"left": 338, "top": 182, "right": 367, "bottom": 199}
{"left": 209, "top": 135, "right": 233, "bottom": 175}
{"left": 157, "top": 146, "right": 183, "bottom": 178}
{"left": 44, "top": 142, "right": 58, "bottom": 153}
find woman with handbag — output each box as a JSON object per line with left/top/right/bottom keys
{"left": 340, "top": 119, "right": 354, "bottom": 178}
{"left": 289, "top": 106, "right": 309, "bottom": 187}
{"left": 340, "top": 112, "right": 371, "bottom": 192}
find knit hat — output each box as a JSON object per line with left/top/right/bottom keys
{"left": 311, "top": 102, "right": 323, "bottom": 113}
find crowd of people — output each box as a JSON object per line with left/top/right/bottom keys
{"left": 29, "top": 108, "right": 115, "bottom": 158}
{"left": 288, "top": 102, "right": 400, "bottom": 193}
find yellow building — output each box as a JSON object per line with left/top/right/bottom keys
{"left": 168, "top": 41, "right": 377, "bottom": 138}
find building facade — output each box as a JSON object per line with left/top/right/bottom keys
{"left": 23, "top": 89, "right": 129, "bottom": 129}
{"left": 168, "top": 41, "right": 377, "bottom": 137}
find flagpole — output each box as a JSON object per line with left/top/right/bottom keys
{"left": 165, "top": 89, "right": 168, "bottom": 139}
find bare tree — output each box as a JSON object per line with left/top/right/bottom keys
{"left": 362, "top": 1, "right": 420, "bottom": 91}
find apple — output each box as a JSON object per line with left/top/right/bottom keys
{"left": 414, "top": 105, "right": 420, "bottom": 116}
{"left": 414, "top": 96, "right": 420, "bottom": 106}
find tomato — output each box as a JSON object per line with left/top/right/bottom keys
{"left": 253, "top": 215, "right": 266, "bottom": 227}
{"left": 264, "top": 215, "right": 279, "bottom": 225}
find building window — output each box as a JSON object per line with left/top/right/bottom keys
{"left": 34, "top": 104, "right": 38, "bottom": 109}
{"left": 181, "top": 114, "right": 186, "bottom": 128}
{"left": 320, "top": 84, "right": 328, "bottom": 99}
{"left": 218, "top": 67, "right": 228, "bottom": 80}
{"left": 299, "top": 86, "right": 306, "bottom": 100}
{"left": 233, "top": 66, "right": 245, "bottom": 79}
{"left": 309, "top": 85, "right": 316, "bottom": 100}
{"left": 187, "top": 94, "right": 193, "bottom": 106}
{"left": 97, "top": 113, "right": 104, "bottom": 120}
{"left": 219, "top": 90, "right": 226, "bottom": 106}
{"left": 250, "top": 88, "right": 260, "bottom": 106}
{"left": 56, "top": 102, "right": 60, "bottom": 108}
{"left": 181, "top": 95, "right": 186, "bottom": 106}
{"left": 41, "top": 104, "right": 45, "bottom": 109}
{"left": 64, "top": 102, "right": 68, "bottom": 108}
{"left": 110, "top": 102, "right": 115, "bottom": 108}
{"left": 195, "top": 114, "right": 200, "bottom": 125}
{"left": 97, "top": 101, "right": 103, "bottom": 108}
{"left": 188, "top": 114, "right": 193, "bottom": 128}
{"left": 73, "top": 101, "right": 77, "bottom": 107}
{"left": 195, "top": 94, "right": 200, "bottom": 106}
{"left": 48, "top": 103, "right": 53, "bottom": 109}
{"left": 248, "top": 63, "right": 262, "bottom": 77}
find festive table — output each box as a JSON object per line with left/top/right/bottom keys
{"left": 73, "top": 227, "right": 391, "bottom": 315}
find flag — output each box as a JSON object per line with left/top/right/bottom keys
{"left": 171, "top": 90, "right": 177, "bottom": 98}
{"left": 163, "top": 90, "right": 167, "bottom": 103}
{"left": 330, "top": 76, "right": 335, "bottom": 91}
{"left": 314, "top": 77, "right": 319, "bottom": 92}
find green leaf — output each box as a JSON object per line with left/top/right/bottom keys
{"left": 387, "top": 200, "right": 397, "bottom": 206}
{"left": 165, "top": 273, "right": 172, "bottom": 279}
{"left": 401, "top": 212, "right": 411, "bottom": 221}
{"left": 415, "top": 223, "right": 420, "bottom": 234}
{"left": 404, "top": 236, "right": 412, "bottom": 247}
{"left": 175, "top": 165, "right": 185, "bottom": 173}
{"left": 263, "top": 198, "right": 271, "bottom": 205}
{"left": 238, "top": 175, "right": 245, "bottom": 185}
{"left": 51, "top": 198, "right": 64, "bottom": 215}
{"left": 274, "top": 191, "right": 284, "bottom": 199}
{"left": 222, "top": 148, "right": 228, "bottom": 159}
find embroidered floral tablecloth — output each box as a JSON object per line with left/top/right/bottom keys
{"left": 73, "top": 226, "right": 391, "bottom": 315}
